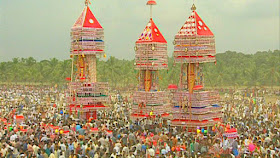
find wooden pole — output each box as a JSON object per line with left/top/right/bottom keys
{"left": 70, "top": 55, "right": 74, "bottom": 98}
{"left": 87, "top": 55, "right": 97, "bottom": 83}
{"left": 150, "top": 5, "right": 153, "bottom": 18}
{"left": 188, "top": 63, "right": 195, "bottom": 123}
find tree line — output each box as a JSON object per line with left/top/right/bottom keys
{"left": 0, "top": 50, "right": 279, "bottom": 89}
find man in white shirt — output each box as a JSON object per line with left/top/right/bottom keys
{"left": 59, "top": 141, "right": 66, "bottom": 151}
{"left": 10, "top": 133, "right": 18, "bottom": 142}
{"left": 147, "top": 146, "right": 155, "bottom": 157}
{"left": 165, "top": 144, "right": 171, "bottom": 153}
{"left": 32, "top": 144, "right": 40, "bottom": 156}
{"left": 0, "top": 144, "right": 7, "bottom": 157}
{"left": 122, "top": 145, "right": 129, "bottom": 156}
{"left": 223, "top": 137, "right": 230, "bottom": 153}
{"left": 114, "top": 141, "right": 122, "bottom": 156}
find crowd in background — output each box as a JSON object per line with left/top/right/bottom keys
{"left": 0, "top": 85, "right": 279, "bottom": 158}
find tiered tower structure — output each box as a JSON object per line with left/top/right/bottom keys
{"left": 131, "top": 0, "right": 169, "bottom": 119}
{"left": 67, "top": 0, "right": 109, "bottom": 120}
{"left": 171, "top": 4, "right": 222, "bottom": 127}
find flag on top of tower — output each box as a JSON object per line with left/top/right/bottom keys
{"left": 72, "top": 6, "right": 102, "bottom": 29}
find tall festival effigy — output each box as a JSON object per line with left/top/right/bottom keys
{"left": 131, "top": 0, "right": 170, "bottom": 119}
{"left": 67, "top": 0, "right": 109, "bottom": 120}
{"left": 171, "top": 4, "right": 222, "bottom": 127}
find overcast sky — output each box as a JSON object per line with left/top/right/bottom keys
{"left": 0, "top": 0, "right": 279, "bottom": 62}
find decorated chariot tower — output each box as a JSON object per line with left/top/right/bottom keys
{"left": 131, "top": 0, "right": 170, "bottom": 119}
{"left": 171, "top": 4, "right": 222, "bottom": 127}
{"left": 67, "top": 0, "right": 109, "bottom": 120}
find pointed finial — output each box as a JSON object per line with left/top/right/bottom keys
{"left": 85, "top": 0, "right": 91, "bottom": 6}
{"left": 191, "top": 4, "right": 196, "bottom": 11}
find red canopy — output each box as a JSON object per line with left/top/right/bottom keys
{"left": 193, "top": 85, "right": 203, "bottom": 90}
{"left": 147, "top": 0, "right": 157, "bottom": 5}
{"left": 49, "top": 125, "right": 60, "bottom": 130}
{"left": 226, "top": 128, "right": 237, "bottom": 133}
{"left": 224, "top": 128, "right": 239, "bottom": 139}
{"left": 168, "top": 84, "right": 178, "bottom": 90}
{"left": 20, "top": 129, "right": 28, "bottom": 132}
{"left": 90, "top": 128, "right": 99, "bottom": 133}
{"left": 15, "top": 115, "right": 24, "bottom": 120}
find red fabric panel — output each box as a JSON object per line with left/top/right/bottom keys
{"left": 83, "top": 7, "right": 102, "bottom": 28}
{"left": 195, "top": 11, "right": 214, "bottom": 36}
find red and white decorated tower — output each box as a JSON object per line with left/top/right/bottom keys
{"left": 131, "top": 0, "right": 170, "bottom": 119}
{"left": 67, "top": 0, "right": 109, "bottom": 120}
{"left": 171, "top": 4, "right": 222, "bottom": 127}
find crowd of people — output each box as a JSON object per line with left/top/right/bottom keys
{"left": 0, "top": 85, "right": 279, "bottom": 158}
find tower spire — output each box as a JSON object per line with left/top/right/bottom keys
{"left": 147, "top": 0, "right": 157, "bottom": 18}
{"left": 191, "top": 0, "right": 197, "bottom": 11}
{"left": 85, "top": 0, "right": 91, "bottom": 6}
{"left": 191, "top": 4, "right": 196, "bottom": 11}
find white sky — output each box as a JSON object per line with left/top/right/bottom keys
{"left": 0, "top": 0, "right": 279, "bottom": 61}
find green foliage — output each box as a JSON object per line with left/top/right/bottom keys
{"left": 0, "top": 50, "right": 279, "bottom": 89}
{"left": 0, "top": 57, "right": 72, "bottom": 84}
{"left": 204, "top": 50, "right": 280, "bottom": 88}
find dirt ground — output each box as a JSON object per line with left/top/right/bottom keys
{"left": 265, "top": 95, "right": 279, "bottom": 104}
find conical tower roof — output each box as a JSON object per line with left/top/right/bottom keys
{"left": 136, "top": 18, "right": 167, "bottom": 43}
{"left": 72, "top": 6, "right": 102, "bottom": 29}
{"left": 173, "top": 4, "right": 216, "bottom": 63}
{"left": 176, "top": 8, "right": 213, "bottom": 36}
